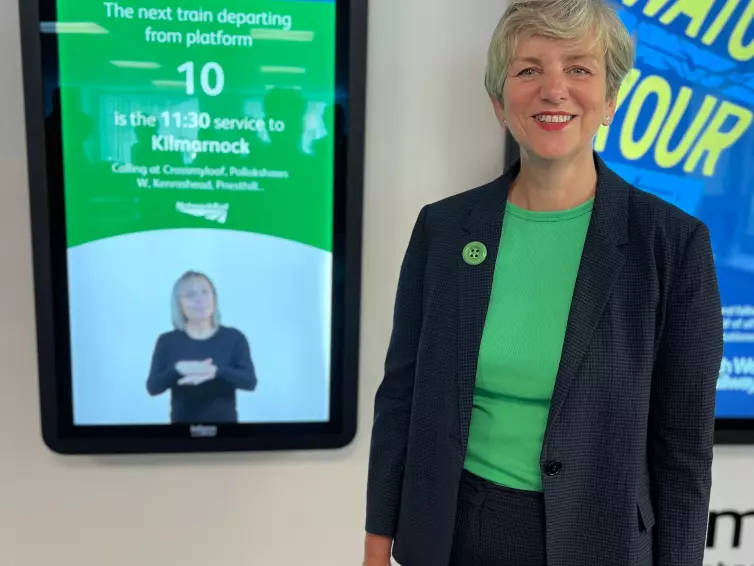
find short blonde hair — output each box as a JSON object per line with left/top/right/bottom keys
{"left": 485, "top": 0, "right": 635, "bottom": 102}
{"left": 171, "top": 271, "right": 222, "bottom": 330}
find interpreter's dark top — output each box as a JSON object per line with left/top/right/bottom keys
{"left": 146, "top": 326, "right": 257, "bottom": 423}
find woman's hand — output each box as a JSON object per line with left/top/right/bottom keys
{"left": 363, "top": 534, "right": 392, "bottom": 566}
{"left": 175, "top": 359, "right": 213, "bottom": 376}
{"left": 175, "top": 359, "right": 217, "bottom": 386}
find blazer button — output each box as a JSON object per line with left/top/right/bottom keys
{"left": 544, "top": 461, "right": 562, "bottom": 476}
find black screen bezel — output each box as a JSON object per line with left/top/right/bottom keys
{"left": 18, "top": 0, "right": 367, "bottom": 454}
{"left": 504, "top": 131, "right": 754, "bottom": 445}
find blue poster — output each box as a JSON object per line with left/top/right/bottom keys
{"left": 599, "top": 0, "right": 754, "bottom": 418}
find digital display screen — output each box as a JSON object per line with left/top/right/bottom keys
{"left": 21, "top": 0, "right": 365, "bottom": 452}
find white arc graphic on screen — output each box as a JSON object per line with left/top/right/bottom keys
{"left": 175, "top": 202, "right": 229, "bottom": 224}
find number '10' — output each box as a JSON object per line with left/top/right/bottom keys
{"left": 178, "top": 62, "right": 225, "bottom": 97}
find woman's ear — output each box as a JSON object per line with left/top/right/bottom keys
{"left": 603, "top": 97, "right": 617, "bottom": 126}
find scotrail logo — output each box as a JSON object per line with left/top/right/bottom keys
{"left": 176, "top": 201, "right": 229, "bottom": 224}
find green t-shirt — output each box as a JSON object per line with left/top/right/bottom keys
{"left": 464, "top": 197, "right": 593, "bottom": 491}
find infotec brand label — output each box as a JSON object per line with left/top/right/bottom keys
{"left": 605, "top": 1, "right": 754, "bottom": 419}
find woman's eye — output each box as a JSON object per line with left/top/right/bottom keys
{"left": 569, "top": 67, "right": 591, "bottom": 75}
{"left": 518, "top": 68, "right": 537, "bottom": 77}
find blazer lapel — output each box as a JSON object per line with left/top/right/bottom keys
{"left": 455, "top": 153, "right": 630, "bottom": 452}
{"left": 456, "top": 169, "right": 513, "bottom": 450}
{"left": 543, "top": 154, "right": 630, "bottom": 446}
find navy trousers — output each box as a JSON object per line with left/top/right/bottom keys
{"left": 449, "top": 471, "right": 548, "bottom": 566}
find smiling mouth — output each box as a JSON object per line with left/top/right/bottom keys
{"left": 534, "top": 114, "right": 575, "bottom": 123}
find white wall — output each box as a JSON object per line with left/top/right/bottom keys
{"left": 4, "top": 0, "right": 754, "bottom": 564}
{"left": 0, "top": 0, "right": 505, "bottom": 564}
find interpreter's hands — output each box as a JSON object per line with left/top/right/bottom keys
{"left": 176, "top": 359, "right": 213, "bottom": 376}
{"left": 175, "top": 359, "right": 218, "bottom": 386}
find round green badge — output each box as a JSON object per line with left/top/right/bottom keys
{"left": 462, "top": 241, "right": 487, "bottom": 266}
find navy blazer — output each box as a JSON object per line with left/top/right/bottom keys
{"left": 366, "top": 154, "right": 723, "bottom": 566}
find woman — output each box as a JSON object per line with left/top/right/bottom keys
{"left": 146, "top": 270, "right": 257, "bottom": 423}
{"left": 364, "top": 1, "right": 723, "bottom": 565}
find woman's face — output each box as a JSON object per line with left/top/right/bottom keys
{"left": 179, "top": 277, "right": 215, "bottom": 324}
{"left": 495, "top": 34, "right": 615, "bottom": 162}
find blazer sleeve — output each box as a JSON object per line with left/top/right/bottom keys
{"left": 365, "top": 205, "right": 429, "bottom": 537}
{"left": 648, "top": 223, "right": 723, "bottom": 566}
